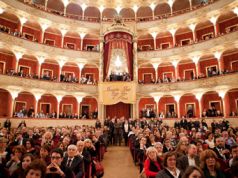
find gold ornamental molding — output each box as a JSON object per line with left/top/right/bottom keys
{"left": 0, "top": 75, "right": 98, "bottom": 96}
{"left": 1, "top": 0, "right": 100, "bottom": 33}
{"left": 98, "top": 82, "right": 137, "bottom": 105}
{"left": 0, "top": 33, "right": 100, "bottom": 65}
{"left": 137, "top": 30, "right": 238, "bottom": 64}
{"left": 138, "top": 73, "right": 238, "bottom": 97}
{"left": 136, "top": 0, "right": 236, "bottom": 32}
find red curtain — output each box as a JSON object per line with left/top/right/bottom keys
{"left": 104, "top": 32, "right": 133, "bottom": 80}
{"left": 106, "top": 102, "right": 131, "bottom": 119}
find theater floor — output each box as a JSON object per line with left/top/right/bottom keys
{"left": 102, "top": 146, "right": 140, "bottom": 178}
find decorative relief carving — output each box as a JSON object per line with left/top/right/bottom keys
{"left": 136, "top": 0, "right": 234, "bottom": 30}
{"left": 2, "top": 0, "right": 100, "bottom": 31}
{"left": 139, "top": 74, "right": 238, "bottom": 95}
{"left": 138, "top": 31, "right": 238, "bottom": 61}
{"left": 0, "top": 33, "right": 100, "bottom": 63}
{"left": 0, "top": 75, "right": 97, "bottom": 94}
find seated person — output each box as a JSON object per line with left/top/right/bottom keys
{"left": 46, "top": 148, "right": 74, "bottom": 178}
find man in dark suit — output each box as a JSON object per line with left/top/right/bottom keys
{"left": 122, "top": 119, "right": 130, "bottom": 146}
{"left": 213, "top": 136, "right": 230, "bottom": 161}
{"left": 46, "top": 148, "right": 74, "bottom": 178}
{"left": 177, "top": 144, "right": 200, "bottom": 173}
{"left": 76, "top": 141, "right": 91, "bottom": 178}
{"left": 62, "top": 144, "right": 84, "bottom": 178}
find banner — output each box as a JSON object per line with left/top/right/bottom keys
{"left": 99, "top": 82, "right": 136, "bottom": 105}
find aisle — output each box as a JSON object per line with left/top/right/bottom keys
{"left": 102, "top": 146, "right": 140, "bottom": 178}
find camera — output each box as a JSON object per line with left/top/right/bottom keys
{"left": 49, "top": 167, "right": 57, "bottom": 172}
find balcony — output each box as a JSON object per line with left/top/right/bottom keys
{"left": 0, "top": 74, "right": 98, "bottom": 95}
{"left": 138, "top": 72, "right": 238, "bottom": 94}
{"left": 0, "top": 32, "right": 100, "bottom": 63}
{"left": 138, "top": 30, "right": 238, "bottom": 61}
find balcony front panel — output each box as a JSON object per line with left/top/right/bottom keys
{"left": 137, "top": 31, "right": 238, "bottom": 62}
{"left": 0, "top": 33, "right": 100, "bottom": 63}
{"left": 138, "top": 73, "right": 238, "bottom": 96}
{"left": 1, "top": 0, "right": 100, "bottom": 31}
{"left": 0, "top": 75, "right": 98, "bottom": 95}
{"left": 136, "top": 0, "right": 235, "bottom": 30}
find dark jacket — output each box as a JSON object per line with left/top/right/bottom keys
{"left": 177, "top": 155, "right": 200, "bottom": 172}
{"left": 156, "top": 168, "right": 182, "bottom": 178}
{"left": 61, "top": 155, "right": 84, "bottom": 178}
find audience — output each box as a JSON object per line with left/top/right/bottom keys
{"left": 1, "top": 115, "right": 238, "bottom": 178}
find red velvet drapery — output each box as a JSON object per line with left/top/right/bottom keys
{"left": 106, "top": 102, "right": 131, "bottom": 119}
{"left": 104, "top": 32, "right": 133, "bottom": 80}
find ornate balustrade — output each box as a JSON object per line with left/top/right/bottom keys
{"left": 136, "top": 0, "right": 235, "bottom": 31}
{"left": 0, "top": 0, "right": 100, "bottom": 31}
{"left": 1, "top": 117, "right": 238, "bottom": 128}
{"left": 138, "top": 73, "right": 238, "bottom": 96}
{"left": 0, "top": 75, "right": 98, "bottom": 96}
{"left": 138, "top": 30, "right": 238, "bottom": 62}
{"left": 0, "top": 32, "right": 100, "bottom": 64}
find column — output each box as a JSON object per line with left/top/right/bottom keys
{"left": 99, "top": 6, "right": 104, "bottom": 21}
{"left": 40, "top": 23, "right": 50, "bottom": 43}
{"left": 133, "top": 37, "right": 138, "bottom": 81}
{"left": 80, "top": 32, "right": 86, "bottom": 50}
{"left": 233, "top": 7, "right": 238, "bottom": 16}
{"left": 152, "top": 63, "right": 159, "bottom": 82}
{"left": 15, "top": 60, "right": 19, "bottom": 73}
{"left": 9, "top": 91, "right": 19, "bottom": 117}
{"left": 56, "top": 96, "right": 63, "bottom": 118}
{"left": 172, "top": 61, "right": 179, "bottom": 80}
{"left": 169, "top": 28, "right": 176, "bottom": 47}
{"left": 81, "top": 4, "right": 87, "bottom": 20}
{"left": 153, "top": 96, "right": 161, "bottom": 117}
{"left": 19, "top": 17, "right": 27, "bottom": 34}
{"left": 77, "top": 63, "right": 84, "bottom": 80}
{"left": 40, "top": 30, "right": 45, "bottom": 43}
{"left": 76, "top": 96, "right": 83, "bottom": 119}
{"left": 37, "top": 56, "right": 45, "bottom": 78}
{"left": 34, "top": 95, "right": 42, "bottom": 115}
{"left": 209, "top": 16, "right": 218, "bottom": 37}
{"left": 14, "top": 51, "right": 23, "bottom": 73}
{"left": 189, "top": 0, "right": 192, "bottom": 10}
{"left": 132, "top": 5, "right": 139, "bottom": 21}
{"left": 168, "top": 0, "right": 174, "bottom": 15}
{"left": 64, "top": 7, "right": 67, "bottom": 16}
{"left": 99, "top": 36, "right": 104, "bottom": 82}
{"left": 60, "top": 29, "right": 67, "bottom": 48}
{"left": 98, "top": 103, "right": 104, "bottom": 122}
{"left": 151, "top": 32, "right": 157, "bottom": 50}
{"left": 192, "top": 56, "right": 200, "bottom": 78}
{"left": 195, "top": 93, "right": 203, "bottom": 118}
{"left": 150, "top": 3, "right": 156, "bottom": 20}
{"left": 174, "top": 95, "right": 181, "bottom": 118}
{"left": 44, "top": 0, "right": 48, "bottom": 10}
{"left": 58, "top": 60, "right": 65, "bottom": 82}
{"left": 219, "top": 91, "right": 227, "bottom": 117}
{"left": 134, "top": 98, "right": 140, "bottom": 119}
{"left": 189, "top": 23, "right": 197, "bottom": 42}
{"left": 214, "top": 51, "right": 223, "bottom": 74}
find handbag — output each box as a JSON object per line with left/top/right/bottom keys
{"left": 93, "top": 160, "right": 104, "bottom": 177}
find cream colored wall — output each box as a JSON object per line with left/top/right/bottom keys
{"left": 1, "top": 117, "right": 238, "bottom": 128}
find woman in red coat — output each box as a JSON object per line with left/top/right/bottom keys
{"left": 144, "top": 146, "right": 163, "bottom": 178}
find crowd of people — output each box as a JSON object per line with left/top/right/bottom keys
{"left": 1, "top": 116, "right": 238, "bottom": 178}
{"left": 104, "top": 72, "right": 131, "bottom": 82}
{"left": 138, "top": 69, "right": 238, "bottom": 85}
{"left": 124, "top": 117, "right": 238, "bottom": 178}
{"left": 2, "top": 69, "right": 97, "bottom": 85}
{"left": 13, "top": 106, "right": 98, "bottom": 120}
{"left": 0, "top": 119, "right": 107, "bottom": 178}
